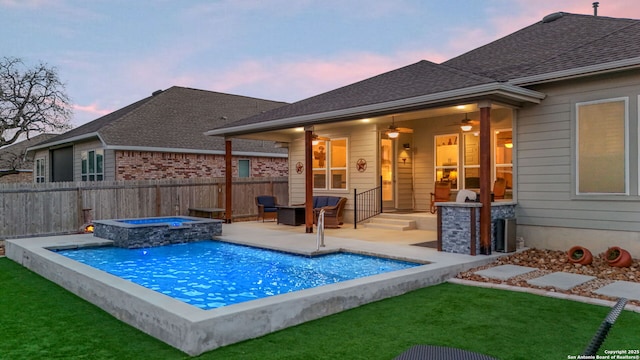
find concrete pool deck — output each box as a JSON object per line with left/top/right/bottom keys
{"left": 6, "top": 222, "right": 500, "bottom": 356}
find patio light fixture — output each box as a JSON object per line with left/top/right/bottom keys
{"left": 387, "top": 131, "right": 399, "bottom": 138}
{"left": 460, "top": 124, "right": 473, "bottom": 131}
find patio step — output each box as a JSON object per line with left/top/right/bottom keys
{"left": 362, "top": 216, "right": 417, "bottom": 231}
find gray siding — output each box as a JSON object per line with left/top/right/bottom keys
{"left": 517, "top": 70, "right": 640, "bottom": 231}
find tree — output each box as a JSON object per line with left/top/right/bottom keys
{"left": 0, "top": 56, "right": 72, "bottom": 149}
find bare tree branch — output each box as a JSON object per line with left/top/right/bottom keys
{"left": 0, "top": 56, "right": 72, "bottom": 148}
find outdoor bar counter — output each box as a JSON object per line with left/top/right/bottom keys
{"left": 436, "top": 200, "right": 516, "bottom": 255}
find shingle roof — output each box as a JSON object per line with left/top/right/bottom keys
{"left": 0, "top": 133, "right": 58, "bottom": 169}
{"left": 217, "top": 60, "right": 495, "bottom": 128}
{"left": 212, "top": 12, "right": 640, "bottom": 132}
{"left": 35, "top": 87, "right": 289, "bottom": 154}
{"left": 443, "top": 13, "right": 640, "bottom": 81}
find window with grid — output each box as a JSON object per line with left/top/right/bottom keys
{"left": 35, "top": 158, "right": 46, "bottom": 183}
{"left": 312, "top": 138, "right": 348, "bottom": 190}
{"left": 81, "top": 149, "right": 104, "bottom": 181}
{"left": 434, "top": 134, "right": 459, "bottom": 189}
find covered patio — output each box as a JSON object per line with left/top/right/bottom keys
{"left": 205, "top": 61, "right": 545, "bottom": 256}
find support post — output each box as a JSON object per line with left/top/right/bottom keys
{"left": 479, "top": 102, "right": 492, "bottom": 254}
{"left": 225, "top": 139, "right": 233, "bottom": 224}
{"left": 304, "top": 129, "right": 314, "bottom": 233}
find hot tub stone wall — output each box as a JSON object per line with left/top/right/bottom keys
{"left": 93, "top": 217, "right": 222, "bottom": 249}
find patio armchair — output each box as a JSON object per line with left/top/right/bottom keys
{"left": 429, "top": 181, "right": 451, "bottom": 214}
{"left": 312, "top": 196, "right": 347, "bottom": 228}
{"left": 255, "top": 195, "right": 279, "bottom": 222}
{"left": 493, "top": 178, "right": 506, "bottom": 200}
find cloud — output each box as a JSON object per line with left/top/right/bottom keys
{"left": 199, "top": 49, "right": 448, "bottom": 102}
{"left": 70, "top": 103, "right": 111, "bottom": 126}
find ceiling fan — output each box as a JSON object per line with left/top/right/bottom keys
{"left": 384, "top": 117, "right": 413, "bottom": 138}
{"left": 311, "top": 133, "right": 330, "bottom": 144}
{"left": 454, "top": 114, "right": 479, "bottom": 131}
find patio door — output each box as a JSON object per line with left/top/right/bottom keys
{"left": 381, "top": 138, "right": 395, "bottom": 209}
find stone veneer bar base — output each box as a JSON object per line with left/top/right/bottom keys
{"left": 93, "top": 216, "right": 222, "bottom": 248}
{"left": 438, "top": 201, "right": 516, "bottom": 255}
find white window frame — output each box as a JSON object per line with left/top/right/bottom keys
{"left": 35, "top": 158, "right": 46, "bottom": 183}
{"left": 462, "top": 132, "right": 479, "bottom": 189}
{"left": 434, "top": 134, "right": 459, "bottom": 190}
{"left": 312, "top": 138, "right": 349, "bottom": 191}
{"left": 81, "top": 149, "right": 104, "bottom": 182}
{"left": 494, "top": 128, "right": 513, "bottom": 188}
{"left": 238, "top": 159, "right": 250, "bottom": 178}
{"left": 575, "top": 97, "right": 629, "bottom": 195}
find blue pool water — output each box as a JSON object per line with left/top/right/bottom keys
{"left": 118, "top": 217, "right": 195, "bottom": 227}
{"left": 56, "top": 241, "right": 419, "bottom": 310}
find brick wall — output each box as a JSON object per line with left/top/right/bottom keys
{"left": 115, "top": 151, "right": 288, "bottom": 180}
{"left": 0, "top": 171, "right": 33, "bottom": 184}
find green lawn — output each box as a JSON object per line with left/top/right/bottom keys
{"left": 1, "top": 257, "right": 638, "bottom": 360}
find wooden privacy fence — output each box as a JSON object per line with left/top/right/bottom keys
{"left": 0, "top": 177, "right": 288, "bottom": 239}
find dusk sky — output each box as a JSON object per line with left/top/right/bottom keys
{"left": 3, "top": 0, "right": 640, "bottom": 128}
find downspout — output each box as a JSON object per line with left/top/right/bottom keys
{"left": 479, "top": 101, "right": 492, "bottom": 255}
{"left": 304, "top": 129, "right": 314, "bottom": 233}
{"left": 225, "top": 139, "right": 232, "bottom": 223}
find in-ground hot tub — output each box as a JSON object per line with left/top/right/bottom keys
{"left": 93, "top": 216, "right": 222, "bottom": 248}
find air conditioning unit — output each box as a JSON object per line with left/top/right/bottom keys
{"left": 495, "top": 218, "right": 516, "bottom": 252}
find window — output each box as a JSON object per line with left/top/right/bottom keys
{"left": 463, "top": 133, "right": 479, "bottom": 189}
{"left": 81, "top": 149, "right": 104, "bottom": 181}
{"left": 35, "top": 158, "right": 45, "bottom": 183}
{"left": 434, "top": 134, "right": 459, "bottom": 189}
{"left": 238, "top": 159, "right": 250, "bottom": 178}
{"left": 313, "top": 138, "right": 348, "bottom": 190}
{"left": 576, "top": 98, "right": 627, "bottom": 194}
{"left": 494, "top": 130, "right": 513, "bottom": 190}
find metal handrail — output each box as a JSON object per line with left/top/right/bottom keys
{"left": 316, "top": 209, "right": 325, "bottom": 251}
{"left": 353, "top": 175, "right": 383, "bottom": 229}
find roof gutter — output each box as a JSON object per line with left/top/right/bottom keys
{"left": 204, "top": 83, "right": 545, "bottom": 136}
{"left": 509, "top": 57, "right": 640, "bottom": 86}
{"left": 26, "top": 132, "right": 106, "bottom": 152}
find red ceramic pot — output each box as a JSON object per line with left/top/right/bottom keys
{"left": 605, "top": 246, "right": 633, "bottom": 268}
{"left": 567, "top": 246, "right": 593, "bottom": 265}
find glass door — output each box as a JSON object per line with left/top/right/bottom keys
{"left": 381, "top": 138, "right": 394, "bottom": 209}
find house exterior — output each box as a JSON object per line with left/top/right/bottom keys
{"left": 0, "top": 134, "right": 57, "bottom": 183}
{"left": 206, "top": 12, "right": 640, "bottom": 257}
{"left": 28, "top": 86, "right": 289, "bottom": 182}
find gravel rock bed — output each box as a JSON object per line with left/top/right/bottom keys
{"left": 456, "top": 248, "right": 640, "bottom": 306}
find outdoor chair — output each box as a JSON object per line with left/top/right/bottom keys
{"left": 493, "top": 178, "right": 506, "bottom": 200}
{"left": 581, "top": 297, "right": 628, "bottom": 356}
{"left": 255, "top": 195, "right": 278, "bottom": 222}
{"left": 313, "top": 196, "right": 347, "bottom": 228}
{"left": 430, "top": 181, "right": 451, "bottom": 213}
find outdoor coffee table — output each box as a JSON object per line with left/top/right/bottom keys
{"left": 276, "top": 205, "right": 305, "bottom": 226}
{"left": 394, "top": 345, "right": 498, "bottom": 360}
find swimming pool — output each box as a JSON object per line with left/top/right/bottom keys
{"left": 6, "top": 227, "right": 494, "bottom": 356}
{"left": 56, "top": 241, "right": 419, "bottom": 310}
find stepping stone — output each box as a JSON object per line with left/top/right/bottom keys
{"left": 474, "top": 265, "right": 537, "bottom": 280}
{"left": 526, "top": 272, "right": 595, "bottom": 290}
{"left": 594, "top": 281, "right": 640, "bottom": 301}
